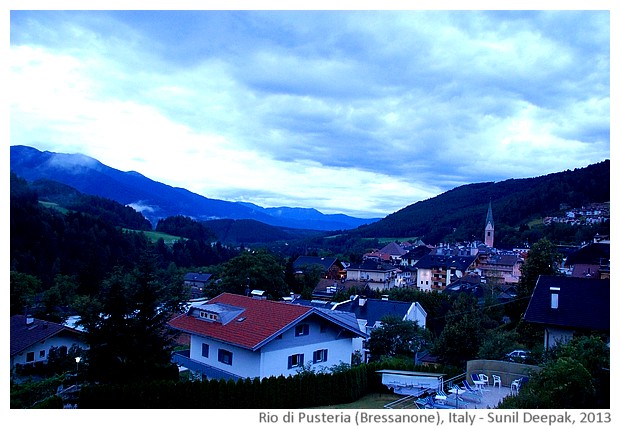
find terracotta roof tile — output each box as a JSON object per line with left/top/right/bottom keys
{"left": 168, "top": 293, "right": 312, "bottom": 350}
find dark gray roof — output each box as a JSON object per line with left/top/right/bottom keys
{"left": 523, "top": 275, "right": 609, "bottom": 332}
{"left": 184, "top": 272, "right": 213, "bottom": 282}
{"left": 334, "top": 297, "right": 414, "bottom": 327}
{"left": 11, "top": 315, "right": 82, "bottom": 356}
{"left": 402, "top": 245, "right": 433, "bottom": 261}
{"left": 413, "top": 254, "right": 477, "bottom": 271}
{"left": 293, "top": 256, "right": 342, "bottom": 272}
{"left": 289, "top": 298, "right": 365, "bottom": 337}
{"left": 347, "top": 259, "right": 398, "bottom": 272}
{"left": 291, "top": 298, "right": 334, "bottom": 309}
{"left": 379, "top": 242, "right": 407, "bottom": 256}
{"left": 565, "top": 242, "right": 610, "bottom": 266}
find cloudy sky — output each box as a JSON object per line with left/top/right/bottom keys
{"left": 9, "top": 6, "right": 611, "bottom": 219}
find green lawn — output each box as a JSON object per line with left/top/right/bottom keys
{"left": 124, "top": 229, "right": 182, "bottom": 244}
{"left": 307, "top": 392, "right": 402, "bottom": 409}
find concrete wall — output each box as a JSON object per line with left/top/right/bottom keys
{"left": 466, "top": 359, "right": 540, "bottom": 388}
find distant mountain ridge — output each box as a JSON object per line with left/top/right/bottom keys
{"left": 9, "top": 145, "right": 380, "bottom": 231}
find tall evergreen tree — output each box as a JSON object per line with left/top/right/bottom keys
{"left": 433, "top": 294, "right": 485, "bottom": 367}
{"left": 77, "top": 252, "right": 187, "bottom": 383}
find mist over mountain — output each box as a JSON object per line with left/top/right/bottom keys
{"left": 10, "top": 145, "right": 380, "bottom": 231}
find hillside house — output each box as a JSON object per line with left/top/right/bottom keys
{"left": 400, "top": 245, "right": 433, "bottom": 267}
{"left": 378, "top": 242, "right": 408, "bottom": 263}
{"left": 10, "top": 314, "right": 88, "bottom": 373}
{"left": 345, "top": 259, "right": 399, "bottom": 289}
{"left": 168, "top": 293, "right": 366, "bottom": 381}
{"left": 444, "top": 273, "right": 484, "bottom": 298}
{"left": 395, "top": 265, "right": 416, "bottom": 287}
{"left": 184, "top": 272, "right": 213, "bottom": 299}
{"left": 293, "top": 256, "right": 346, "bottom": 280}
{"left": 413, "top": 254, "right": 477, "bottom": 292}
{"left": 564, "top": 242, "right": 610, "bottom": 279}
{"left": 363, "top": 242, "right": 410, "bottom": 264}
{"left": 523, "top": 276, "right": 610, "bottom": 350}
{"left": 363, "top": 249, "right": 391, "bottom": 262}
{"left": 332, "top": 295, "right": 427, "bottom": 362}
{"left": 475, "top": 253, "right": 523, "bottom": 285}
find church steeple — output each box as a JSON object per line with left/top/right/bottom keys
{"left": 485, "top": 200, "right": 494, "bottom": 248}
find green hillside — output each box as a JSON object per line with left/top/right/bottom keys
{"left": 354, "top": 160, "right": 610, "bottom": 246}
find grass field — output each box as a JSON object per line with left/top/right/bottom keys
{"left": 307, "top": 392, "right": 402, "bottom": 409}
{"left": 39, "top": 201, "right": 69, "bottom": 214}
{"left": 123, "top": 229, "right": 182, "bottom": 244}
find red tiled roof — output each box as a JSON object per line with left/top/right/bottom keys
{"left": 168, "top": 293, "right": 313, "bottom": 350}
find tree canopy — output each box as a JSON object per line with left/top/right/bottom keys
{"left": 367, "top": 315, "right": 430, "bottom": 362}
{"left": 216, "top": 249, "right": 289, "bottom": 299}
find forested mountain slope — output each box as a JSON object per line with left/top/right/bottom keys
{"left": 354, "top": 160, "right": 610, "bottom": 245}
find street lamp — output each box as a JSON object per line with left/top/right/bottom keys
{"left": 75, "top": 356, "right": 81, "bottom": 388}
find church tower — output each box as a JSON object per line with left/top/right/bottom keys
{"left": 484, "top": 200, "right": 494, "bottom": 248}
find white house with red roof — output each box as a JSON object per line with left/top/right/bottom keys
{"left": 168, "top": 293, "right": 367, "bottom": 381}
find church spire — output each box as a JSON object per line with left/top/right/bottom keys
{"left": 485, "top": 200, "right": 494, "bottom": 248}
{"left": 486, "top": 199, "right": 494, "bottom": 228}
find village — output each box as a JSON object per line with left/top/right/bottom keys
{"left": 10, "top": 202, "right": 610, "bottom": 409}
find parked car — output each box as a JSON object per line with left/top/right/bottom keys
{"left": 505, "top": 349, "right": 530, "bottom": 362}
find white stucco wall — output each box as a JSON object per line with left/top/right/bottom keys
{"left": 404, "top": 302, "right": 427, "bottom": 328}
{"left": 417, "top": 268, "right": 432, "bottom": 292}
{"left": 10, "top": 333, "right": 87, "bottom": 369}
{"left": 189, "top": 315, "right": 359, "bottom": 380}
{"left": 545, "top": 327, "right": 574, "bottom": 350}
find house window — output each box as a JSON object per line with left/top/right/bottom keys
{"left": 39, "top": 350, "right": 46, "bottom": 359}
{"left": 201, "top": 343, "right": 209, "bottom": 358}
{"left": 26, "top": 352, "right": 34, "bottom": 363}
{"left": 313, "top": 349, "right": 328, "bottom": 363}
{"left": 218, "top": 349, "right": 233, "bottom": 365}
{"left": 288, "top": 353, "right": 304, "bottom": 369}
{"left": 295, "top": 324, "right": 309, "bottom": 337}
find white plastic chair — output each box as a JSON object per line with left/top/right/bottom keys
{"left": 479, "top": 374, "right": 489, "bottom": 387}
{"left": 492, "top": 374, "right": 502, "bottom": 389}
{"left": 511, "top": 378, "right": 522, "bottom": 394}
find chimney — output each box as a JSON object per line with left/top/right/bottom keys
{"left": 550, "top": 287, "right": 560, "bottom": 309}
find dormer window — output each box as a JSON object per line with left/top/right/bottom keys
{"left": 192, "top": 302, "right": 245, "bottom": 325}
{"left": 199, "top": 311, "right": 219, "bottom": 321}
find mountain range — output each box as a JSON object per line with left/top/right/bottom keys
{"left": 10, "top": 145, "right": 381, "bottom": 231}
